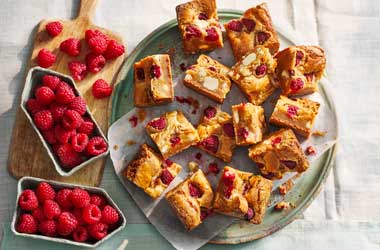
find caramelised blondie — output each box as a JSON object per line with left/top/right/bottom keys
{"left": 184, "top": 55, "right": 231, "bottom": 103}
{"left": 213, "top": 166, "right": 272, "bottom": 224}
{"left": 269, "top": 95, "right": 320, "bottom": 137}
{"left": 124, "top": 144, "right": 182, "bottom": 199}
{"left": 248, "top": 129, "right": 309, "bottom": 179}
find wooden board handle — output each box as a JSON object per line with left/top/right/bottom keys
{"left": 77, "top": 0, "right": 98, "bottom": 20}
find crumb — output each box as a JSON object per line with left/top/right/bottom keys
{"left": 305, "top": 146, "right": 316, "bottom": 155}
{"left": 217, "top": 56, "right": 222, "bottom": 60}
{"left": 274, "top": 201, "right": 291, "bottom": 211}
{"left": 158, "top": 43, "right": 164, "bottom": 49}
{"left": 312, "top": 130, "right": 327, "bottom": 137}
{"left": 126, "top": 140, "right": 136, "bottom": 146}
{"left": 188, "top": 161, "right": 199, "bottom": 172}
{"left": 137, "top": 109, "right": 147, "bottom": 122}
{"left": 279, "top": 179, "right": 294, "bottom": 195}
{"left": 113, "top": 144, "right": 119, "bottom": 151}
{"left": 128, "top": 115, "right": 138, "bottom": 127}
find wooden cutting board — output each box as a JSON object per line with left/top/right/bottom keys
{"left": 8, "top": 0, "right": 125, "bottom": 186}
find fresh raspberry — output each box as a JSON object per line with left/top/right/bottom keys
{"left": 147, "top": 117, "right": 166, "bottom": 130}
{"left": 19, "top": 190, "right": 39, "bottom": 211}
{"left": 222, "top": 169, "right": 235, "bottom": 186}
{"left": 88, "top": 222, "right": 108, "bottom": 240}
{"left": 289, "top": 78, "right": 304, "bottom": 93}
{"left": 71, "top": 133, "right": 89, "bottom": 152}
{"left": 205, "top": 27, "right": 219, "bottom": 42}
{"left": 104, "top": 40, "right": 125, "bottom": 60}
{"left": 90, "top": 194, "right": 106, "bottom": 209}
{"left": 17, "top": 214, "right": 38, "bottom": 234}
{"left": 82, "top": 204, "right": 102, "bottom": 224}
{"left": 203, "top": 106, "right": 217, "bottom": 119}
{"left": 242, "top": 18, "right": 256, "bottom": 32}
{"left": 32, "top": 207, "right": 46, "bottom": 223}
{"left": 280, "top": 160, "right": 296, "bottom": 169}
{"left": 306, "top": 146, "right": 316, "bottom": 155}
{"left": 54, "top": 124, "right": 76, "bottom": 144}
{"left": 72, "top": 226, "right": 88, "bottom": 242}
{"left": 69, "top": 96, "right": 86, "bottom": 115}
{"left": 222, "top": 123, "right": 235, "bottom": 137}
{"left": 85, "top": 29, "right": 109, "bottom": 43}
{"left": 46, "top": 21, "right": 63, "bottom": 37}
{"left": 62, "top": 110, "right": 84, "bottom": 130}
{"left": 36, "top": 182, "right": 56, "bottom": 203}
{"left": 44, "top": 200, "right": 61, "bottom": 220}
{"left": 245, "top": 207, "right": 254, "bottom": 220}
{"left": 128, "top": 115, "right": 138, "bottom": 127}
{"left": 271, "top": 136, "right": 282, "bottom": 147}
{"left": 57, "top": 143, "right": 83, "bottom": 168}
{"left": 255, "top": 64, "right": 267, "bottom": 76}
{"left": 37, "top": 48, "right": 56, "bottom": 68}
{"left": 55, "top": 84, "right": 75, "bottom": 104}
{"left": 198, "top": 135, "right": 219, "bottom": 153}
{"left": 86, "top": 136, "right": 108, "bottom": 156}
{"left": 39, "top": 220, "right": 57, "bottom": 237}
{"left": 56, "top": 188, "right": 73, "bottom": 208}
{"left": 42, "top": 75, "right": 60, "bottom": 91}
{"left": 92, "top": 79, "right": 113, "bottom": 98}
{"left": 160, "top": 169, "right": 174, "bottom": 185}
{"left": 34, "top": 110, "right": 53, "bottom": 131}
{"left": 26, "top": 99, "right": 44, "bottom": 116}
{"left": 286, "top": 105, "right": 299, "bottom": 118}
{"left": 52, "top": 144, "right": 60, "bottom": 154}
{"left": 86, "top": 53, "right": 106, "bottom": 73}
{"left": 295, "top": 51, "right": 304, "bottom": 66}
{"left": 88, "top": 36, "right": 108, "bottom": 55}
{"left": 60, "top": 38, "right": 81, "bottom": 57}
{"left": 72, "top": 208, "right": 86, "bottom": 226}
{"left": 49, "top": 103, "right": 67, "bottom": 122}
{"left": 227, "top": 20, "right": 243, "bottom": 32}
{"left": 42, "top": 129, "right": 57, "bottom": 144}
{"left": 68, "top": 61, "right": 87, "bottom": 81}
{"left": 77, "top": 117, "right": 94, "bottom": 135}
{"left": 208, "top": 162, "right": 219, "bottom": 175}
{"left": 188, "top": 183, "right": 201, "bottom": 198}
{"left": 150, "top": 65, "right": 161, "bottom": 78}
{"left": 237, "top": 127, "right": 249, "bottom": 139}
{"left": 170, "top": 136, "right": 181, "bottom": 147}
{"left": 184, "top": 25, "right": 202, "bottom": 40}
{"left": 57, "top": 212, "right": 78, "bottom": 236}
{"left": 257, "top": 31, "right": 270, "bottom": 44}
{"left": 70, "top": 188, "right": 90, "bottom": 208}
{"left": 101, "top": 205, "right": 119, "bottom": 225}
{"left": 164, "top": 159, "right": 173, "bottom": 167}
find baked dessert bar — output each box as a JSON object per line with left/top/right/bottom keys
{"left": 196, "top": 106, "right": 236, "bottom": 162}
{"left": 213, "top": 166, "right": 272, "bottom": 224}
{"left": 269, "top": 95, "right": 320, "bottom": 137}
{"left": 165, "top": 169, "right": 214, "bottom": 230}
{"left": 275, "top": 46, "right": 326, "bottom": 96}
{"left": 183, "top": 55, "right": 231, "bottom": 103}
{"left": 224, "top": 3, "right": 280, "bottom": 61}
{"left": 248, "top": 129, "right": 309, "bottom": 179}
{"left": 134, "top": 54, "right": 174, "bottom": 107}
{"left": 124, "top": 144, "right": 182, "bottom": 199}
{"left": 232, "top": 102, "right": 266, "bottom": 146}
{"left": 145, "top": 110, "right": 200, "bottom": 159}
{"left": 176, "top": 0, "right": 223, "bottom": 54}
{"left": 229, "top": 46, "right": 277, "bottom": 105}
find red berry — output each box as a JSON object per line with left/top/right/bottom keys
{"left": 57, "top": 212, "right": 78, "bottom": 236}
{"left": 169, "top": 136, "right": 181, "bottom": 147}
{"left": 26, "top": 99, "right": 44, "bottom": 116}
{"left": 46, "top": 21, "right": 63, "bottom": 37}
{"left": 198, "top": 135, "right": 219, "bottom": 153}
{"left": 224, "top": 185, "right": 233, "bottom": 198}
{"left": 55, "top": 84, "right": 75, "bottom": 104}
{"left": 188, "top": 183, "right": 201, "bottom": 198}
{"left": 60, "top": 38, "right": 81, "bottom": 57}
{"left": 88, "top": 222, "right": 108, "bottom": 240}
{"left": 86, "top": 136, "right": 108, "bottom": 156}
{"left": 85, "top": 29, "right": 109, "bottom": 43}
{"left": 62, "top": 110, "right": 84, "bottom": 130}
{"left": 286, "top": 105, "right": 299, "bottom": 118}
{"left": 242, "top": 18, "right": 256, "bottom": 32}
{"left": 17, "top": 214, "right": 38, "bottom": 234}
{"left": 222, "top": 123, "right": 235, "bottom": 137}
{"left": 92, "top": 79, "right": 113, "bottom": 98}
{"left": 19, "top": 190, "right": 39, "bottom": 211}
{"left": 257, "top": 31, "right": 270, "bottom": 44}
{"left": 222, "top": 169, "right": 235, "bottom": 186}
{"left": 255, "top": 64, "right": 267, "bottom": 76}
{"left": 72, "top": 207, "right": 86, "bottom": 226}
{"left": 150, "top": 65, "right": 161, "bottom": 78}
{"left": 57, "top": 143, "right": 83, "bottom": 168}
{"left": 56, "top": 188, "right": 73, "bottom": 208}
{"left": 205, "top": 27, "right": 219, "bottom": 42}
{"left": 295, "top": 51, "right": 304, "bottom": 67}
{"left": 101, "top": 205, "right": 119, "bottom": 225}
{"left": 39, "top": 220, "right": 57, "bottom": 237}
{"left": 36, "top": 182, "right": 56, "bottom": 203}
{"left": 71, "top": 133, "right": 89, "bottom": 153}
{"left": 44, "top": 200, "right": 61, "bottom": 220}
{"left": 86, "top": 53, "right": 106, "bottom": 73}
{"left": 68, "top": 61, "right": 87, "bottom": 81}
{"left": 271, "top": 136, "right": 282, "bottom": 147}
{"left": 88, "top": 36, "right": 108, "bottom": 55}
{"left": 37, "top": 48, "right": 56, "bottom": 68}
{"left": 69, "top": 96, "right": 87, "bottom": 115}
{"left": 32, "top": 207, "right": 45, "bottom": 222}
{"left": 104, "top": 40, "right": 125, "bottom": 59}
{"left": 77, "top": 117, "right": 94, "bottom": 135}
{"left": 147, "top": 117, "right": 166, "bottom": 130}
{"left": 82, "top": 204, "right": 102, "bottom": 224}
{"left": 164, "top": 159, "right": 173, "bottom": 167}
{"left": 42, "top": 129, "right": 57, "bottom": 144}
{"left": 280, "top": 160, "right": 297, "bottom": 169}
{"left": 90, "top": 194, "right": 106, "bottom": 209}
{"left": 203, "top": 106, "right": 217, "bottom": 119}
{"left": 237, "top": 127, "right": 249, "bottom": 140}
{"left": 290, "top": 78, "right": 304, "bottom": 93}
{"left": 42, "top": 75, "right": 60, "bottom": 91}
{"left": 198, "top": 13, "right": 208, "bottom": 20}
{"left": 72, "top": 226, "right": 88, "bottom": 242}
{"left": 54, "top": 124, "right": 76, "bottom": 144}
{"left": 70, "top": 188, "right": 90, "bottom": 208}
{"left": 185, "top": 25, "right": 202, "bottom": 40}
{"left": 306, "top": 145, "right": 316, "bottom": 155}
{"left": 227, "top": 20, "right": 243, "bottom": 32}
{"left": 208, "top": 162, "right": 219, "bottom": 175}
{"left": 160, "top": 169, "right": 174, "bottom": 185}
{"left": 245, "top": 207, "right": 254, "bottom": 220}
{"left": 34, "top": 110, "right": 54, "bottom": 131}
{"left": 129, "top": 115, "right": 138, "bottom": 127}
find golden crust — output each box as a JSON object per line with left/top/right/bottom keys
{"left": 165, "top": 169, "right": 214, "bottom": 230}
{"left": 224, "top": 3, "right": 280, "bottom": 61}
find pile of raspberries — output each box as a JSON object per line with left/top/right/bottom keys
{"left": 26, "top": 74, "right": 108, "bottom": 169}
{"left": 16, "top": 181, "right": 121, "bottom": 243}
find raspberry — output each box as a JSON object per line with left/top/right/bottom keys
{"left": 92, "top": 79, "right": 113, "bottom": 98}
{"left": 198, "top": 13, "right": 208, "bottom": 20}
{"left": 208, "top": 66, "right": 216, "bottom": 71}
{"left": 90, "top": 194, "right": 106, "bottom": 209}
{"left": 60, "top": 38, "right": 81, "bottom": 57}
{"left": 160, "top": 169, "right": 174, "bottom": 185}
{"left": 55, "top": 84, "right": 75, "bottom": 104}
{"left": 237, "top": 127, "right": 249, "bottom": 139}
{"left": 203, "top": 106, "right": 217, "bottom": 119}
{"left": 208, "top": 162, "right": 219, "bottom": 175}
{"left": 223, "top": 123, "right": 235, "bottom": 137}
{"left": 77, "top": 117, "right": 94, "bottom": 135}
{"left": 26, "top": 99, "right": 44, "bottom": 116}
{"left": 257, "top": 31, "right": 270, "bottom": 44}
{"left": 73, "top": 226, "right": 88, "bottom": 242}
{"left": 45, "top": 21, "right": 63, "bottom": 37}
{"left": 68, "top": 96, "right": 86, "bottom": 115}
{"left": 170, "top": 136, "right": 181, "bottom": 147}
{"left": 57, "top": 143, "right": 83, "bottom": 168}
{"left": 57, "top": 212, "right": 78, "bottom": 236}
{"left": 164, "top": 159, "right": 173, "bottom": 167}
{"left": 88, "top": 36, "right": 108, "bottom": 55}
{"left": 54, "top": 124, "right": 76, "bottom": 144}
{"left": 86, "top": 136, "right": 108, "bottom": 156}
{"left": 255, "top": 64, "right": 267, "bottom": 76}
{"left": 205, "top": 27, "right": 219, "bottom": 42}
{"left": 306, "top": 146, "right": 316, "bottom": 155}
{"left": 72, "top": 208, "right": 86, "bottom": 226}
{"left": 295, "top": 51, "right": 304, "bottom": 66}
{"left": 34, "top": 110, "right": 53, "bottom": 131}
{"left": 68, "top": 61, "right": 87, "bottom": 81}
{"left": 271, "top": 136, "right": 282, "bottom": 147}
{"left": 227, "top": 20, "right": 243, "bottom": 32}
{"left": 56, "top": 188, "right": 73, "bottom": 208}
{"left": 128, "top": 115, "right": 138, "bottom": 127}
{"left": 188, "top": 183, "right": 201, "bottom": 198}
{"left": 19, "top": 190, "right": 39, "bottom": 211}
{"left": 290, "top": 78, "right": 304, "bottom": 93}
{"left": 42, "top": 129, "right": 57, "bottom": 144}
{"left": 280, "top": 160, "right": 297, "bottom": 169}
{"left": 104, "top": 40, "right": 125, "bottom": 59}
{"left": 37, "top": 48, "right": 56, "bottom": 68}
{"left": 44, "top": 200, "right": 61, "bottom": 220}
{"left": 88, "top": 222, "right": 108, "bottom": 240}
{"left": 32, "top": 207, "right": 45, "bottom": 222}
{"left": 85, "top": 29, "right": 109, "bottom": 43}
{"left": 71, "top": 188, "right": 90, "bottom": 208}
{"left": 50, "top": 103, "right": 67, "bottom": 122}
{"left": 42, "top": 75, "right": 60, "bottom": 91}
{"left": 101, "top": 205, "right": 119, "bottom": 225}
{"left": 36, "top": 182, "right": 56, "bottom": 203}
{"left": 17, "top": 214, "right": 38, "bottom": 234}
{"left": 150, "top": 65, "right": 161, "bottom": 78}
{"left": 245, "top": 207, "right": 254, "bottom": 220}
{"left": 222, "top": 169, "right": 235, "bottom": 186}
{"left": 71, "top": 133, "right": 89, "bottom": 152}
{"left": 286, "top": 105, "right": 299, "bottom": 118}
{"left": 198, "top": 135, "right": 219, "bottom": 153}
{"left": 185, "top": 25, "right": 202, "bottom": 40}
{"left": 62, "top": 110, "right": 84, "bottom": 130}
{"left": 82, "top": 204, "right": 102, "bottom": 224}
{"left": 86, "top": 53, "right": 106, "bottom": 73}
{"left": 224, "top": 185, "right": 233, "bottom": 198}
{"left": 242, "top": 18, "right": 256, "bottom": 32}
{"left": 147, "top": 117, "right": 166, "bottom": 130}
{"left": 39, "top": 220, "right": 57, "bottom": 237}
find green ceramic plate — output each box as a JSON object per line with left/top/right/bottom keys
{"left": 110, "top": 10, "right": 337, "bottom": 244}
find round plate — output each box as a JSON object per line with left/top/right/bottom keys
{"left": 110, "top": 10, "right": 337, "bottom": 245}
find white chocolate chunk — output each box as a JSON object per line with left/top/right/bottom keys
{"left": 203, "top": 76, "right": 219, "bottom": 90}
{"left": 194, "top": 19, "right": 209, "bottom": 30}
{"left": 243, "top": 53, "right": 257, "bottom": 66}
{"left": 198, "top": 68, "right": 207, "bottom": 78}
{"left": 184, "top": 74, "right": 193, "bottom": 81}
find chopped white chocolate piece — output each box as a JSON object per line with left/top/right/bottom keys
{"left": 203, "top": 76, "right": 219, "bottom": 90}
{"left": 242, "top": 53, "right": 257, "bottom": 66}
